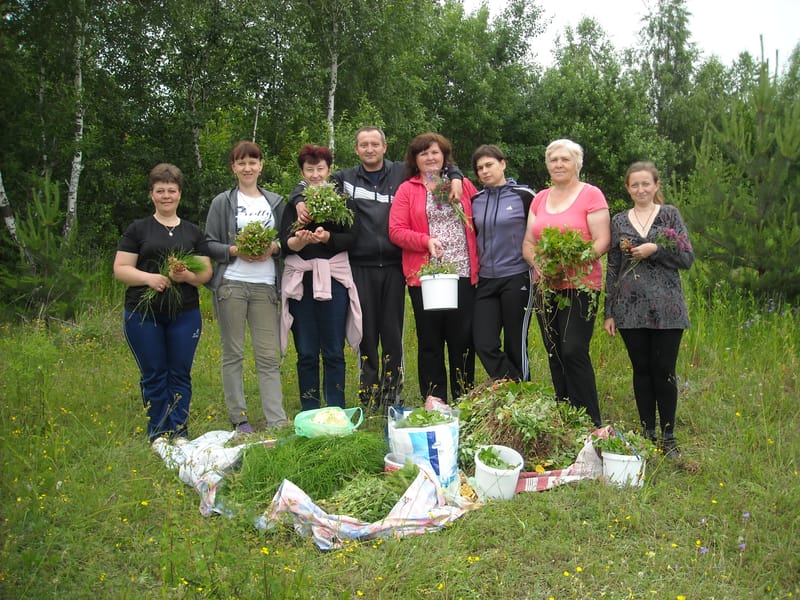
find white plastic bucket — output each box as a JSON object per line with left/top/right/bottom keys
{"left": 420, "top": 274, "right": 459, "bottom": 310}
{"left": 384, "top": 453, "right": 405, "bottom": 473}
{"left": 474, "top": 445, "right": 524, "bottom": 501}
{"left": 602, "top": 452, "right": 646, "bottom": 487}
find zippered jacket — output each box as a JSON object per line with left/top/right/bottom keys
{"left": 332, "top": 159, "right": 463, "bottom": 268}
{"left": 471, "top": 179, "right": 535, "bottom": 279}
{"left": 204, "top": 186, "right": 285, "bottom": 291}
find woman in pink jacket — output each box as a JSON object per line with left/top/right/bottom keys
{"left": 389, "top": 132, "right": 479, "bottom": 403}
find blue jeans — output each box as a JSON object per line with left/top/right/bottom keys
{"left": 288, "top": 276, "right": 348, "bottom": 410}
{"left": 124, "top": 309, "right": 202, "bottom": 441}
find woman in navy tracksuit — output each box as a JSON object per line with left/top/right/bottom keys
{"left": 471, "top": 145, "right": 535, "bottom": 381}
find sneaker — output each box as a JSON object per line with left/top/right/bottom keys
{"left": 235, "top": 421, "right": 255, "bottom": 434}
{"left": 151, "top": 436, "right": 169, "bottom": 452}
{"left": 174, "top": 437, "right": 189, "bottom": 447}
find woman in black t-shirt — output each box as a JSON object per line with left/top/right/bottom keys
{"left": 113, "top": 163, "right": 212, "bottom": 445}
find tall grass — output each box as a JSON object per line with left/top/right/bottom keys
{"left": 1, "top": 272, "right": 798, "bottom": 599}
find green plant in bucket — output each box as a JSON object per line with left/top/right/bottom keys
{"left": 477, "top": 446, "right": 520, "bottom": 470}
{"left": 591, "top": 429, "right": 655, "bottom": 460}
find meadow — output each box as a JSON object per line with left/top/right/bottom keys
{"left": 1, "top": 273, "right": 798, "bottom": 599}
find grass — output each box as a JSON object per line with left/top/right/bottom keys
{"left": 1, "top": 275, "right": 798, "bottom": 599}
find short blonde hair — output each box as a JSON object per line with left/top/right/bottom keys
{"left": 545, "top": 139, "right": 584, "bottom": 176}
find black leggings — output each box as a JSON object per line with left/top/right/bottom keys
{"left": 535, "top": 289, "right": 601, "bottom": 426}
{"left": 619, "top": 328, "right": 684, "bottom": 434}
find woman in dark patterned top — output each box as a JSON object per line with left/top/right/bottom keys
{"left": 603, "top": 162, "right": 694, "bottom": 458}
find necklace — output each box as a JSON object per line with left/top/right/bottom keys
{"left": 632, "top": 204, "right": 656, "bottom": 234}
{"left": 155, "top": 215, "right": 180, "bottom": 236}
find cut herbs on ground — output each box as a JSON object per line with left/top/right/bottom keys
{"left": 457, "top": 380, "right": 594, "bottom": 471}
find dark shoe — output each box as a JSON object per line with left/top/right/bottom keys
{"left": 235, "top": 421, "right": 255, "bottom": 434}
{"left": 662, "top": 434, "right": 681, "bottom": 459}
{"left": 645, "top": 429, "right": 657, "bottom": 443}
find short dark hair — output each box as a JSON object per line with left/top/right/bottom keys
{"left": 230, "top": 140, "right": 263, "bottom": 163}
{"left": 471, "top": 144, "right": 506, "bottom": 173}
{"left": 403, "top": 132, "right": 453, "bottom": 179}
{"left": 355, "top": 126, "right": 386, "bottom": 145}
{"left": 297, "top": 144, "right": 333, "bottom": 168}
{"left": 148, "top": 163, "right": 184, "bottom": 191}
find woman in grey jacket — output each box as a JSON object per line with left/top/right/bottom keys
{"left": 205, "top": 141, "right": 287, "bottom": 433}
{"left": 471, "top": 145, "right": 535, "bottom": 381}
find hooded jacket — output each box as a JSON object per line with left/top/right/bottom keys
{"left": 204, "top": 186, "right": 284, "bottom": 292}
{"left": 471, "top": 179, "right": 535, "bottom": 279}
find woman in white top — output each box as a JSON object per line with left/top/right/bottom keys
{"left": 205, "top": 141, "right": 287, "bottom": 433}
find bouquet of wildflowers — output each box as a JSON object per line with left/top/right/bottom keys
{"left": 425, "top": 170, "right": 472, "bottom": 230}
{"left": 619, "top": 226, "right": 692, "bottom": 281}
{"left": 291, "top": 183, "right": 354, "bottom": 232}
{"left": 235, "top": 221, "right": 278, "bottom": 256}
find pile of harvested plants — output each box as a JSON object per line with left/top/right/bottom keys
{"left": 457, "top": 380, "right": 594, "bottom": 472}
{"left": 220, "top": 432, "right": 386, "bottom": 510}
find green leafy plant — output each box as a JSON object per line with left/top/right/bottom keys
{"left": 417, "top": 257, "right": 458, "bottom": 277}
{"left": 394, "top": 407, "right": 453, "bottom": 428}
{"left": 533, "top": 226, "right": 596, "bottom": 314}
{"left": 291, "top": 182, "right": 354, "bottom": 232}
{"left": 477, "top": 446, "right": 520, "bottom": 470}
{"left": 133, "top": 250, "right": 207, "bottom": 319}
{"left": 318, "top": 461, "right": 420, "bottom": 522}
{"left": 457, "top": 380, "right": 594, "bottom": 471}
{"left": 235, "top": 221, "right": 278, "bottom": 256}
{"left": 592, "top": 428, "right": 656, "bottom": 460}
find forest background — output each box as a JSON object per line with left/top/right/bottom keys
{"left": 1, "top": 0, "right": 799, "bottom": 318}
{"left": 1, "top": 2, "right": 799, "bottom": 598}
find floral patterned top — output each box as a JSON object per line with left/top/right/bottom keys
{"left": 604, "top": 204, "right": 694, "bottom": 329}
{"left": 427, "top": 192, "right": 470, "bottom": 278}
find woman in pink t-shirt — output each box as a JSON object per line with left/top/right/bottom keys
{"left": 522, "top": 139, "right": 610, "bottom": 426}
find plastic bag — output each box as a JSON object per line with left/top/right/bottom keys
{"left": 387, "top": 406, "right": 460, "bottom": 488}
{"left": 294, "top": 406, "right": 363, "bottom": 438}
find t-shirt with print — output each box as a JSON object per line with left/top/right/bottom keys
{"left": 224, "top": 191, "right": 277, "bottom": 284}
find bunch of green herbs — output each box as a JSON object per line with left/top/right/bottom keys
{"left": 220, "top": 432, "right": 386, "bottom": 508}
{"left": 291, "top": 182, "right": 354, "bottom": 232}
{"left": 592, "top": 428, "right": 656, "bottom": 460}
{"left": 235, "top": 221, "right": 278, "bottom": 256}
{"left": 477, "top": 446, "right": 520, "bottom": 470}
{"left": 318, "top": 461, "right": 420, "bottom": 522}
{"left": 395, "top": 407, "right": 453, "bottom": 428}
{"left": 133, "top": 250, "right": 207, "bottom": 319}
{"left": 533, "top": 226, "right": 596, "bottom": 314}
{"left": 417, "top": 257, "right": 458, "bottom": 277}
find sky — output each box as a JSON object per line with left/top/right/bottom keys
{"left": 462, "top": 0, "right": 800, "bottom": 69}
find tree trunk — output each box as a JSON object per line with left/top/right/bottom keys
{"left": 326, "top": 21, "right": 339, "bottom": 153}
{"left": 0, "top": 171, "right": 32, "bottom": 263}
{"left": 63, "top": 11, "right": 85, "bottom": 239}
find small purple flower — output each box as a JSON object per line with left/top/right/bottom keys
{"left": 738, "top": 543, "right": 746, "bottom": 551}
{"left": 742, "top": 511, "right": 751, "bottom": 520}
{"left": 699, "top": 546, "right": 709, "bottom": 555}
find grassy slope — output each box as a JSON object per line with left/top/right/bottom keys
{"left": 1, "top": 283, "right": 798, "bottom": 599}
